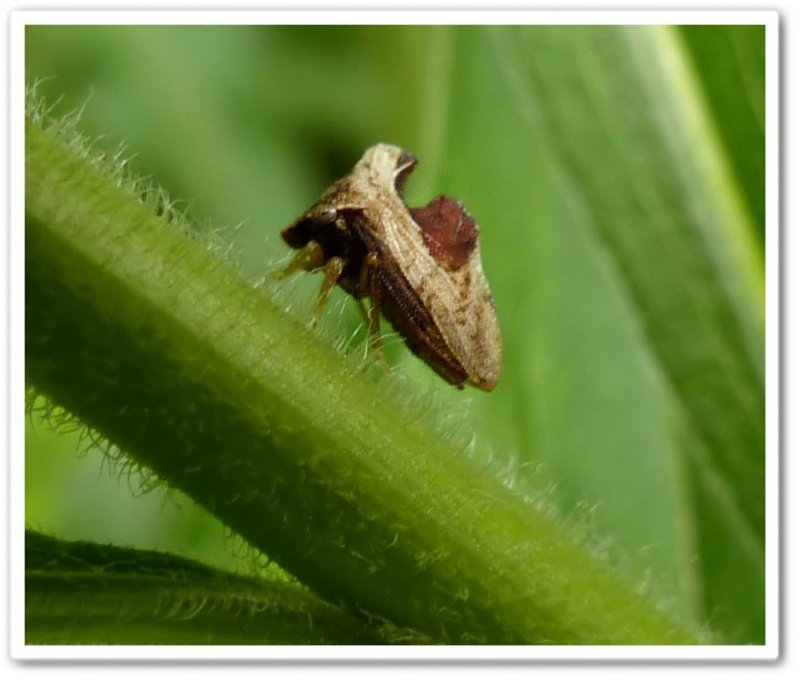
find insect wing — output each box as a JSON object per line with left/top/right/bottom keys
{"left": 377, "top": 202, "right": 503, "bottom": 391}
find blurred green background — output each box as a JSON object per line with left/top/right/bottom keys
{"left": 25, "top": 24, "right": 766, "bottom": 642}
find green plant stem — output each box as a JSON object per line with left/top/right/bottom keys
{"left": 26, "top": 530, "right": 419, "bottom": 645}
{"left": 25, "top": 111, "right": 699, "bottom": 644}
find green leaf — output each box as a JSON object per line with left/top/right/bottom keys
{"left": 26, "top": 530, "right": 425, "bottom": 645}
{"left": 678, "top": 25, "right": 766, "bottom": 245}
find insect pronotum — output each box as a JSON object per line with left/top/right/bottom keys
{"left": 278, "top": 143, "right": 502, "bottom": 391}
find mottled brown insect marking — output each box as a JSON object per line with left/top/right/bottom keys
{"left": 411, "top": 196, "right": 478, "bottom": 272}
{"left": 278, "top": 143, "right": 502, "bottom": 391}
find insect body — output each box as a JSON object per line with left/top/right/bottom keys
{"left": 280, "top": 144, "right": 502, "bottom": 391}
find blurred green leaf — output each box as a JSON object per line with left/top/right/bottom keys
{"left": 679, "top": 25, "right": 766, "bottom": 245}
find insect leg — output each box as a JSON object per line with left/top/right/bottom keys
{"left": 366, "top": 255, "right": 382, "bottom": 348}
{"left": 273, "top": 240, "right": 326, "bottom": 280}
{"left": 354, "top": 298, "right": 371, "bottom": 329}
{"left": 361, "top": 252, "right": 390, "bottom": 370}
{"left": 312, "top": 256, "right": 345, "bottom": 323}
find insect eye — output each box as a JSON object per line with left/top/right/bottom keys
{"left": 311, "top": 205, "right": 338, "bottom": 223}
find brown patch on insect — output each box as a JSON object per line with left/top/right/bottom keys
{"left": 277, "top": 143, "right": 502, "bottom": 391}
{"left": 410, "top": 196, "right": 478, "bottom": 272}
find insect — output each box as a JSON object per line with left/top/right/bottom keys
{"left": 278, "top": 143, "right": 502, "bottom": 391}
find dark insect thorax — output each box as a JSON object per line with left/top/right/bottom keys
{"left": 281, "top": 213, "right": 368, "bottom": 294}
